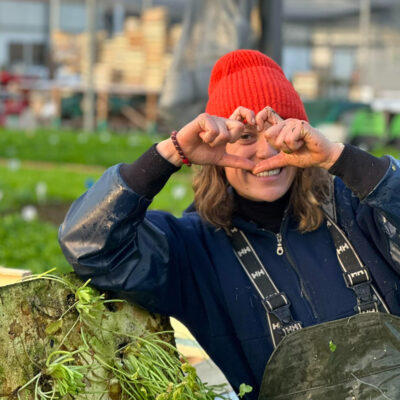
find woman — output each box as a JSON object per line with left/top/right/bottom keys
{"left": 59, "top": 50, "right": 400, "bottom": 399}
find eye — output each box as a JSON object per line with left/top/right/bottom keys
{"left": 239, "top": 132, "right": 256, "bottom": 143}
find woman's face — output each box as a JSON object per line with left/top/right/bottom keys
{"left": 224, "top": 124, "right": 297, "bottom": 202}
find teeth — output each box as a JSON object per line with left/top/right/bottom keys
{"left": 256, "top": 168, "right": 281, "bottom": 177}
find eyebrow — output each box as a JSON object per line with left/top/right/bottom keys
{"left": 243, "top": 126, "right": 257, "bottom": 133}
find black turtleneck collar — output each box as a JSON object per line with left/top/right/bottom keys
{"left": 232, "top": 188, "right": 292, "bottom": 233}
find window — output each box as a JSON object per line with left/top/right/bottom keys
{"left": 9, "top": 43, "right": 24, "bottom": 64}
{"left": 8, "top": 42, "right": 47, "bottom": 66}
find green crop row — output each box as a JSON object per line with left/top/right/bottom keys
{"left": 0, "top": 162, "right": 193, "bottom": 215}
{"left": 0, "top": 213, "right": 72, "bottom": 273}
{"left": 0, "top": 163, "right": 103, "bottom": 212}
{"left": 0, "top": 161, "right": 194, "bottom": 273}
{"left": 0, "top": 128, "right": 162, "bottom": 167}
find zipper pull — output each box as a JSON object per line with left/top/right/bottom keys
{"left": 276, "top": 233, "right": 284, "bottom": 256}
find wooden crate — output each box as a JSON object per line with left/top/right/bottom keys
{"left": 0, "top": 267, "right": 31, "bottom": 287}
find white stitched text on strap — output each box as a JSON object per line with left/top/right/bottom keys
{"left": 237, "top": 246, "right": 251, "bottom": 257}
{"left": 251, "top": 269, "right": 266, "bottom": 279}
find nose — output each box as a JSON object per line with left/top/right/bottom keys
{"left": 255, "top": 136, "right": 277, "bottom": 160}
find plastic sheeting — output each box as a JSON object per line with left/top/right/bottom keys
{"left": 159, "top": 0, "right": 257, "bottom": 130}
{"left": 259, "top": 313, "right": 400, "bottom": 400}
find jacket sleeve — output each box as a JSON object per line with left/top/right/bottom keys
{"left": 58, "top": 164, "right": 191, "bottom": 316}
{"left": 359, "top": 156, "right": 400, "bottom": 269}
{"left": 332, "top": 154, "right": 400, "bottom": 276}
{"left": 328, "top": 145, "right": 400, "bottom": 273}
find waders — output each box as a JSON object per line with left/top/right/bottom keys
{"left": 259, "top": 312, "right": 400, "bottom": 399}
{"left": 230, "top": 210, "right": 399, "bottom": 400}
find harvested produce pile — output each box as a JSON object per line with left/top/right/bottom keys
{"left": 0, "top": 272, "right": 231, "bottom": 400}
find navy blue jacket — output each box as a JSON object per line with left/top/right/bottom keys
{"left": 59, "top": 157, "right": 400, "bottom": 398}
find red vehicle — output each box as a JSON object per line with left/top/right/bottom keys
{"left": 0, "top": 70, "right": 29, "bottom": 126}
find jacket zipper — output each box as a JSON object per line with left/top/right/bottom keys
{"left": 275, "top": 229, "right": 319, "bottom": 320}
{"left": 276, "top": 233, "right": 284, "bottom": 256}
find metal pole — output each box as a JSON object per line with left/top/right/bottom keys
{"left": 259, "top": 0, "right": 283, "bottom": 65}
{"left": 358, "top": 0, "right": 371, "bottom": 85}
{"left": 49, "top": 0, "right": 60, "bottom": 33}
{"left": 83, "top": 0, "right": 96, "bottom": 132}
{"left": 48, "top": 0, "right": 60, "bottom": 79}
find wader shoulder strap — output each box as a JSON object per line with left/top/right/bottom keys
{"left": 323, "top": 213, "right": 390, "bottom": 314}
{"left": 229, "top": 227, "right": 302, "bottom": 348}
{"left": 321, "top": 176, "right": 390, "bottom": 314}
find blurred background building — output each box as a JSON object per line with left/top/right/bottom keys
{"left": 0, "top": 0, "right": 400, "bottom": 143}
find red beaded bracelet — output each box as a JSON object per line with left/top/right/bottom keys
{"left": 170, "top": 131, "right": 192, "bottom": 167}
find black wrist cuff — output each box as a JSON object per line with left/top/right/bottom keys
{"left": 120, "top": 144, "right": 181, "bottom": 198}
{"left": 328, "top": 144, "right": 390, "bottom": 199}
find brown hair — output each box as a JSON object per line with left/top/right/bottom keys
{"left": 192, "top": 166, "right": 331, "bottom": 233}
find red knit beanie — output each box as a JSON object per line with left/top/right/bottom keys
{"left": 205, "top": 49, "right": 308, "bottom": 121}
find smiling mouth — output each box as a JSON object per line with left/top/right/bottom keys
{"left": 254, "top": 168, "right": 282, "bottom": 177}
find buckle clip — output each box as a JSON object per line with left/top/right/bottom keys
{"left": 263, "top": 293, "right": 303, "bottom": 334}
{"left": 344, "top": 277, "right": 380, "bottom": 314}
{"left": 263, "top": 292, "right": 289, "bottom": 312}
{"left": 343, "top": 270, "right": 370, "bottom": 287}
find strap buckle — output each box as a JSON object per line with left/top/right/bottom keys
{"left": 343, "top": 269, "right": 370, "bottom": 287}
{"left": 263, "top": 293, "right": 303, "bottom": 335}
{"left": 263, "top": 292, "right": 288, "bottom": 313}
{"left": 343, "top": 274, "right": 380, "bottom": 314}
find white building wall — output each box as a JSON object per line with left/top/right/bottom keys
{"left": 0, "top": 1, "right": 47, "bottom": 66}
{"left": 0, "top": 1, "right": 47, "bottom": 28}
{"left": 0, "top": 0, "right": 93, "bottom": 68}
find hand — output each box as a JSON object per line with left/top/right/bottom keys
{"left": 253, "top": 107, "right": 344, "bottom": 174}
{"left": 157, "top": 113, "right": 256, "bottom": 170}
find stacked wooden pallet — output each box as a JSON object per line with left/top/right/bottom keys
{"left": 79, "top": 31, "right": 107, "bottom": 85}
{"left": 51, "top": 30, "right": 81, "bottom": 75}
{"left": 51, "top": 7, "right": 182, "bottom": 91}
{"left": 94, "top": 7, "right": 178, "bottom": 90}
{"left": 142, "top": 7, "right": 168, "bottom": 90}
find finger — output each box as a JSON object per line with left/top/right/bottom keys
{"left": 208, "top": 119, "right": 231, "bottom": 147}
{"left": 281, "top": 121, "right": 306, "bottom": 152}
{"left": 198, "top": 114, "right": 220, "bottom": 144}
{"left": 252, "top": 153, "right": 290, "bottom": 174}
{"left": 225, "top": 118, "right": 246, "bottom": 143}
{"left": 229, "top": 106, "right": 256, "bottom": 125}
{"left": 263, "top": 123, "right": 285, "bottom": 148}
{"left": 256, "top": 106, "right": 284, "bottom": 132}
{"left": 273, "top": 121, "right": 302, "bottom": 153}
{"left": 263, "top": 121, "right": 304, "bottom": 154}
{"left": 218, "top": 153, "right": 256, "bottom": 171}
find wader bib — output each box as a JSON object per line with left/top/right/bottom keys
{"left": 230, "top": 211, "right": 400, "bottom": 400}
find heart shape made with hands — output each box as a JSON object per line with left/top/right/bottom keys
{"left": 227, "top": 106, "right": 304, "bottom": 168}
{"left": 171, "top": 107, "right": 339, "bottom": 173}
{"left": 227, "top": 105, "right": 339, "bottom": 173}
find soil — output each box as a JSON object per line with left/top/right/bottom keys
{"left": 36, "top": 203, "right": 72, "bottom": 225}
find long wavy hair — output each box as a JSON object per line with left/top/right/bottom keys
{"left": 192, "top": 165, "right": 331, "bottom": 233}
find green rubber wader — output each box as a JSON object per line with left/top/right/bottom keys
{"left": 258, "top": 313, "right": 400, "bottom": 400}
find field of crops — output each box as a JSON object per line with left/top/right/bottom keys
{"left": 0, "top": 128, "right": 194, "bottom": 273}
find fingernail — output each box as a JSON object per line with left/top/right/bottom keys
{"left": 251, "top": 117, "right": 256, "bottom": 125}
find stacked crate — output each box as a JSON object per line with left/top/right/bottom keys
{"left": 51, "top": 30, "right": 81, "bottom": 75}
{"left": 142, "top": 7, "right": 168, "bottom": 90}
{"left": 123, "top": 17, "right": 146, "bottom": 85}
{"left": 51, "top": 7, "right": 182, "bottom": 91}
{"left": 79, "top": 31, "right": 107, "bottom": 86}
